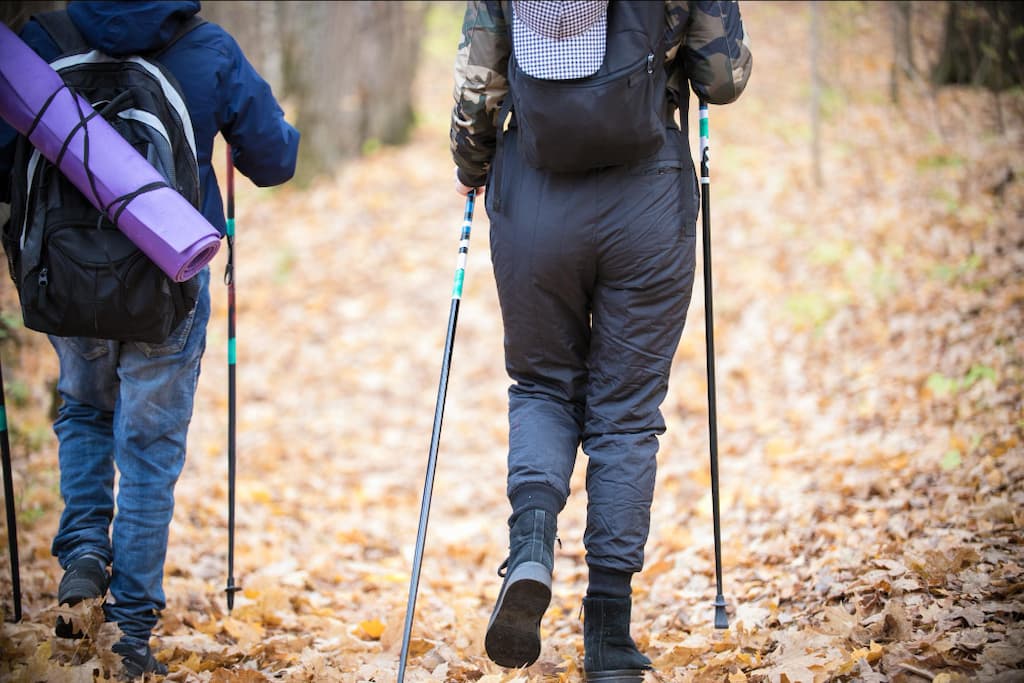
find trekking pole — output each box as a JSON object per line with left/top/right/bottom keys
{"left": 224, "top": 145, "right": 240, "bottom": 611}
{"left": 397, "top": 190, "right": 476, "bottom": 682}
{"left": 699, "top": 101, "right": 728, "bottom": 630}
{"left": 0, "top": 354, "right": 22, "bottom": 622}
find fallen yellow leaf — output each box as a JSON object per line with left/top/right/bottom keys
{"left": 358, "top": 618, "right": 387, "bottom": 640}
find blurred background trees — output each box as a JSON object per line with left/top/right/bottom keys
{"left": 933, "top": 1, "right": 1024, "bottom": 91}
{"left": 1, "top": 0, "right": 428, "bottom": 187}
{"left": 200, "top": 1, "right": 427, "bottom": 186}
{"left": 2, "top": 1, "right": 1021, "bottom": 187}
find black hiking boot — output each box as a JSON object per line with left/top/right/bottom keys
{"left": 112, "top": 641, "right": 168, "bottom": 680}
{"left": 55, "top": 554, "right": 109, "bottom": 638}
{"left": 583, "top": 596, "right": 653, "bottom": 682}
{"left": 484, "top": 508, "right": 557, "bottom": 668}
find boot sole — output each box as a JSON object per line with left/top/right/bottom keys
{"left": 55, "top": 615, "right": 84, "bottom": 640}
{"left": 55, "top": 576, "right": 107, "bottom": 639}
{"left": 585, "top": 670, "right": 647, "bottom": 682}
{"left": 484, "top": 561, "right": 552, "bottom": 668}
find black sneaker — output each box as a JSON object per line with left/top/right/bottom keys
{"left": 112, "top": 641, "right": 169, "bottom": 680}
{"left": 55, "top": 555, "right": 109, "bottom": 638}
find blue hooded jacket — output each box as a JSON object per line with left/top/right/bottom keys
{"left": 0, "top": 0, "right": 300, "bottom": 232}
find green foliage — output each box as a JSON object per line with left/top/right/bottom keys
{"left": 926, "top": 372, "right": 959, "bottom": 397}
{"left": 10, "top": 422, "right": 52, "bottom": 453}
{"left": 941, "top": 449, "right": 962, "bottom": 471}
{"left": 19, "top": 504, "right": 47, "bottom": 525}
{"left": 916, "top": 153, "right": 966, "bottom": 170}
{"left": 931, "top": 254, "right": 981, "bottom": 283}
{"left": 810, "top": 240, "right": 850, "bottom": 266}
{"left": 869, "top": 266, "right": 899, "bottom": 300}
{"left": 785, "top": 291, "right": 841, "bottom": 332}
{"left": 4, "top": 378, "right": 30, "bottom": 408}
{"left": 931, "top": 187, "right": 961, "bottom": 213}
{"left": 361, "top": 137, "right": 382, "bottom": 156}
{"left": 962, "top": 364, "right": 997, "bottom": 388}
{"left": 818, "top": 85, "right": 846, "bottom": 121}
{"left": 413, "top": 2, "right": 467, "bottom": 134}
{"left": 0, "top": 311, "right": 22, "bottom": 339}
{"left": 926, "top": 364, "right": 997, "bottom": 397}
{"left": 423, "top": 2, "right": 465, "bottom": 61}
{"left": 823, "top": 1, "right": 872, "bottom": 40}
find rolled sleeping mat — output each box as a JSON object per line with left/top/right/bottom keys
{"left": 0, "top": 22, "right": 219, "bottom": 282}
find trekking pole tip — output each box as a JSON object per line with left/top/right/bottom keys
{"left": 225, "top": 579, "right": 241, "bottom": 611}
{"left": 713, "top": 595, "right": 729, "bottom": 629}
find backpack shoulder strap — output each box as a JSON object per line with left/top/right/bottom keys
{"left": 33, "top": 10, "right": 88, "bottom": 56}
{"left": 33, "top": 11, "right": 205, "bottom": 60}
{"left": 155, "top": 15, "right": 207, "bottom": 57}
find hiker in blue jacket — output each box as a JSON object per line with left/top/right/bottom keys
{"left": 0, "top": 1, "right": 299, "bottom": 677}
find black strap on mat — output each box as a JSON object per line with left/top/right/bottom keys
{"left": 27, "top": 11, "right": 204, "bottom": 211}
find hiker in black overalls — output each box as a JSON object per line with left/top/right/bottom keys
{"left": 450, "top": 1, "right": 752, "bottom": 679}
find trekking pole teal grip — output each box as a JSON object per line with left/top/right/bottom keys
{"left": 225, "top": 213, "right": 236, "bottom": 366}
{"left": 452, "top": 190, "right": 476, "bottom": 299}
{"left": 699, "top": 101, "right": 710, "bottom": 185}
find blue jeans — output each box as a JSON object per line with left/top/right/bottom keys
{"left": 48, "top": 268, "right": 210, "bottom": 646}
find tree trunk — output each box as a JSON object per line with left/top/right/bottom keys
{"left": 889, "top": 1, "right": 916, "bottom": 104}
{"left": 203, "top": 1, "right": 427, "bottom": 186}
{"left": 199, "top": 1, "right": 281, "bottom": 91}
{"left": 933, "top": 1, "right": 1024, "bottom": 91}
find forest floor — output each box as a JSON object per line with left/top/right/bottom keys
{"left": 1, "top": 3, "right": 1022, "bottom": 682}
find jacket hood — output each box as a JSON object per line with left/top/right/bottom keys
{"left": 67, "top": 1, "right": 201, "bottom": 56}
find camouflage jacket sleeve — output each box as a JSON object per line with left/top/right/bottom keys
{"left": 666, "top": 0, "right": 752, "bottom": 105}
{"left": 450, "top": 0, "right": 511, "bottom": 188}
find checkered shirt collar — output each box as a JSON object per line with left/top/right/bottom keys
{"left": 512, "top": 1, "right": 609, "bottom": 80}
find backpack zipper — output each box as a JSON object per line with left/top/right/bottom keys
{"left": 35, "top": 219, "right": 129, "bottom": 293}
{"left": 518, "top": 50, "right": 659, "bottom": 88}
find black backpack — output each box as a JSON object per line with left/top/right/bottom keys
{"left": 2, "top": 11, "right": 204, "bottom": 343}
{"left": 506, "top": 1, "right": 668, "bottom": 173}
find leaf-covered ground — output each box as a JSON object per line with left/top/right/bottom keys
{"left": 1, "top": 3, "right": 1022, "bottom": 681}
